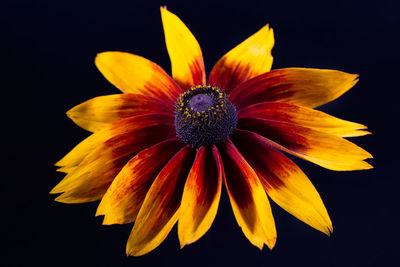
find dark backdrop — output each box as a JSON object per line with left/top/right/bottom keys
{"left": 2, "top": 0, "right": 399, "bottom": 266}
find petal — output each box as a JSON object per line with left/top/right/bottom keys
{"left": 237, "top": 118, "right": 373, "bottom": 171}
{"left": 126, "top": 146, "right": 195, "bottom": 256}
{"left": 209, "top": 25, "right": 274, "bottom": 94}
{"left": 238, "top": 102, "right": 369, "bottom": 137}
{"left": 178, "top": 145, "right": 222, "bottom": 248}
{"left": 218, "top": 141, "right": 276, "bottom": 249}
{"left": 67, "top": 94, "right": 174, "bottom": 132}
{"left": 51, "top": 114, "right": 175, "bottom": 203}
{"left": 95, "top": 51, "right": 182, "bottom": 103}
{"left": 54, "top": 113, "right": 174, "bottom": 170}
{"left": 54, "top": 132, "right": 108, "bottom": 171}
{"left": 96, "top": 138, "right": 185, "bottom": 225}
{"left": 231, "top": 130, "right": 332, "bottom": 235}
{"left": 229, "top": 68, "right": 359, "bottom": 109}
{"left": 160, "top": 7, "right": 206, "bottom": 90}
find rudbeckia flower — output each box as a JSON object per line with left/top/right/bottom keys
{"left": 52, "top": 7, "right": 373, "bottom": 256}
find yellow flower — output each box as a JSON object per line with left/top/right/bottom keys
{"left": 52, "top": 7, "right": 372, "bottom": 256}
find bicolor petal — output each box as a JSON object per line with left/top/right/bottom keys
{"left": 51, "top": 114, "right": 175, "bottom": 203}
{"left": 238, "top": 102, "right": 369, "bottom": 137}
{"left": 209, "top": 25, "right": 274, "bottom": 93}
{"left": 231, "top": 130, "right": 332, "bottom": 235}
{"left": 96, "top": 138, "right": 185, "bottom": 225}
{"left": 237, "top": 117, "right": 373, "bottom": 171}
{"left": 218, "top": 141, "right": 276, "bottom": 249}
{"left": 55, "top": 113, "right": 174, "bottom": 169}
{"left": 161, "top": 7, "right": 206, "bottom": 90}
{"left": 178, "top": 145, "right": 222, "bottom": 248}
{"left": 95, "top": 51, "right": 182, "bottom": 103}
{"left": 67, "top": 94, "right": 174, "bottom": 132}
{"left": 229, "top": 68, "right": 358, "bottom": 109}
{"left": 126, "top": 146, "right": 195, "bottom": 256}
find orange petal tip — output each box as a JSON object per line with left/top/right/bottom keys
{"left": 49, "top": 188, "right": 58, "bottom": 194}
{"left": 364, "top": 161, "right": 374, "bottom": 169}
{"left": 125, "top": 247, "right": 145, "bottom": 257}
{"left": 321, "top": 223, "right": 333, "bottom": 236}
{"left": 265, "top": 237, "right": 277, "bottom": 250}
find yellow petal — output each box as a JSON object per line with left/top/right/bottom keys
{"left": 178, "top": 146, "right": 222, "bottom": 247}
{"left": 209, "top": 25, "right": 274, "bottom": 93}
{"left": 55, "top": 113, "right": 174, "bottom": 170}
{"left": 231, "top": 130, "right": 332, "bottom": 235}
{"left": 95, "top": 51, "right": 181, "bottom": 103}
{"left": 218, "top": 141, "right": 276, "bottom": 249}
{"left": 96, "top": 138, "right": 184, "bottom": 225}
{"left": 230, "top": 68, "right": 359, "bottom": 109}
{"left": 67, "top": 94, "right": 174, "bottom": 132}
{"left": 51, "top": 114, "right": 175, "bottom": 203}
{"left": 238, "top": 118, "right": 373, "bottom": 171}
{"left": 52, "top": 145, "right": 132, "bottom": 203}
{"left": 54, "top": 128, "right": 112, "bottom": 169}
{"left": 160, "top": 7, "right": 206, "bottom": 90}
{"left": 126, "top": 146, "right": 195, "bottom": 256}
{"left": 238, "top": 102, "right": 369, "bottom": 137}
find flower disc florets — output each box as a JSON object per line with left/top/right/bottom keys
{"left": 175, "top": 85, "right": 237, "bottom": 147}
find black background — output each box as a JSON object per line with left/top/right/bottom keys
{"left": 2, "top": 0, "right": 399, "bottom": 266}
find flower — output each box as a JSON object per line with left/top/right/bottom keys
{"left": 51, "top": 7, "right": 373, "bottom": 256}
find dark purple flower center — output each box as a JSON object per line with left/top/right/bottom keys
{"left": 175, "top": 85, "right": 237, "bottom": 148}
{"left": 188, "top": 93, "right": 214, "bottom": 112}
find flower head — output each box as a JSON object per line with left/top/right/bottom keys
{"left": 52, "top": 7, "right": 372, "bottom": 256}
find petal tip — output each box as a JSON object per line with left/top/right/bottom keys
{"left": 54, "top": 159, "right": 63, "bottom": 167}
{"left": 178, "top": 233, "right": 189, "bottom": 249}
{"left": 126, "top": 245, "right": 146, "bottom": 257}
{"left": 65, "top": 107, "right": 77, "bottom": 118}
{"left": 261, "top": 23, "right": 272, "bottom": 31}
{"left": 321, "top": 223, "right": 333, "bottom": 236}
{"left": 179, "top": 242, "right": 186, "bottom": 250}
{"left": 160, "top": 5, "right": 171, "bottom": 17}
{"left": 364, "top": 161, "right": 374, "bottom": 169}
{"left": 125, "top": 247, "right": 133, "bottom": 257}
{"left": 94, "top": 51, "right": 122, "bottom": 68}
{"left": 50, "top": 183, "right": 64, "bottom": 194}
{"left": 94, "top": 52, "right": 108, "bottom": 64}
{"left": 178, "top": 233, "right": 197, "bottom": 249}
{"left": 349, "top": 74, "right": 359, "bottom": 87}
{"left": 327, "top": 227, "right": 333, "bottom": 236}
{"left": 265, "top": 237, "right": 277, "bottom": 250}
{"left": 95, "top": 204, "right": 105, "bottom": 217}
{"left": 54, "top": 194, "right": 67, "bottom": 203}
{"left": 49, "top": 187, "right": 59, "bottom": 194}
{"left": 125, "top": 243, "right": 136, "bottom": 257}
